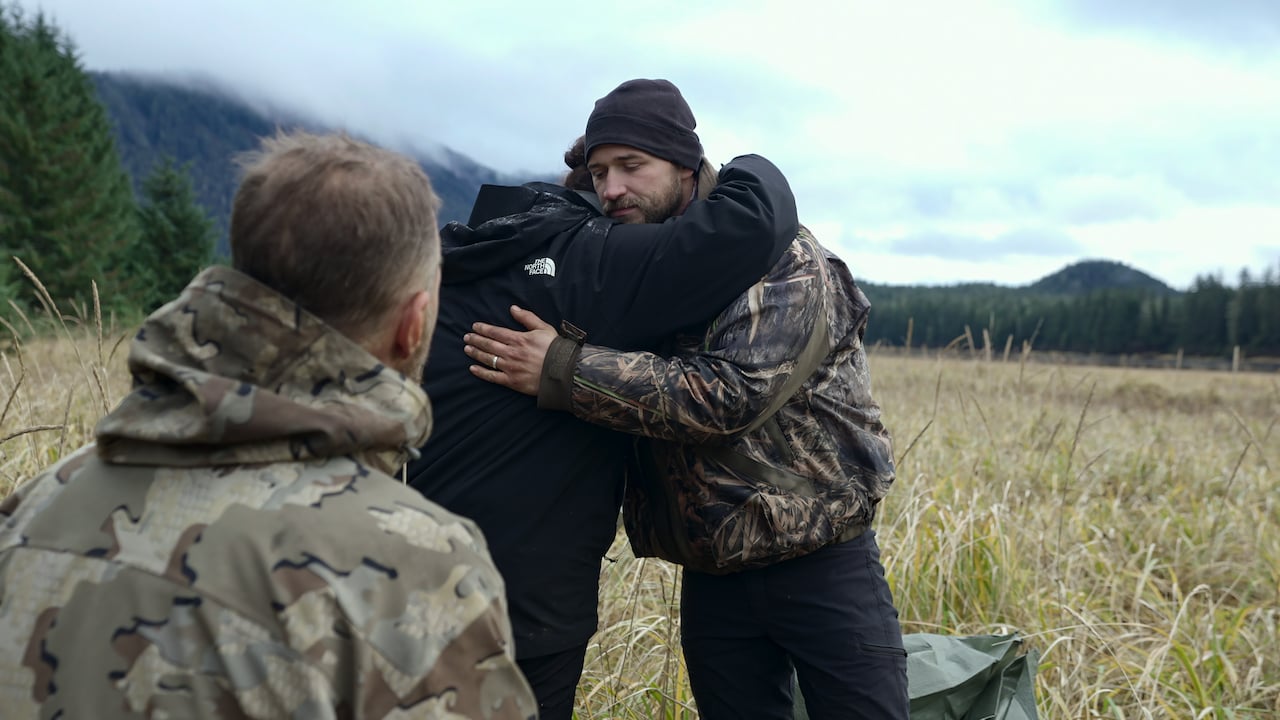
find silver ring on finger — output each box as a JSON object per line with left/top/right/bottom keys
{"left": 491, "top": 354, "right": 500, "bottom": 370}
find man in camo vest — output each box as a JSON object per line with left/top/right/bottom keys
{"left": 465, "top": 79, "right": 909, "bottom": 719}
{"left": 0, "top": 132, "right": 536, "bottom": 719}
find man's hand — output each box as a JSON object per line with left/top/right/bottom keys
{"left": 464, "top": 305, "right": 556, "bottom": 396}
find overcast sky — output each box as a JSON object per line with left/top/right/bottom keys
{"left": 24, "top": 0, "right": 1280, "bottom": 288}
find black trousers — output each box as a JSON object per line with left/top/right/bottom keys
{"left": 680, "top": 530, "right": 909, "bottom": 720}
{"left": 516, "top": 643, "right": 587, "bottom": 720}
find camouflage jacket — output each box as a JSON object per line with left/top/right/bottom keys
{"left": 543, "top": 228, "right": 896, "bottom": 574}
{"left": 0, "top": 267, "right": 536, "bottom": 719}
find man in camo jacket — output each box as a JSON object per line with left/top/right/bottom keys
{"left": 0, "top": 132, "right": 536, "bottom": 719}
{"left": 465, "top": 79, "right": 908, "bottom": 720}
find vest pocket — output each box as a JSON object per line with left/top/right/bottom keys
{"left": 708, "top": 488, "right": 834, "bottom": 571}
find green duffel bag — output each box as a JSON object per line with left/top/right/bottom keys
{"left": 794, "top": 632, "right": 1039, "bottom": 719}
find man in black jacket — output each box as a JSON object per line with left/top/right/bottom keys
{"left": 405, "top": 80, "right": 797, "bottom": 718}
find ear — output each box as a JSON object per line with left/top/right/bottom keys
{"left": 392, "top": 289, "right": 432, "bottom": 361}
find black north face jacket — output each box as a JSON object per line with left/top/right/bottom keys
{"left": 406, "top": 155, "right": 797, "bottom": 658}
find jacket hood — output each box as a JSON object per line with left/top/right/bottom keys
{"left": 95, "top": 266, "right": 432, "bottom": 475}
{"left": 441, "top": 182, "right": 605, "bottom": 284}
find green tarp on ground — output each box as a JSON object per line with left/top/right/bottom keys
{"left": 794, "top": 633, "right": 1040, "bottom": 719}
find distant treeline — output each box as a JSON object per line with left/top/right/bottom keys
{"left": 861, "top": 269, "right": 1280, "bottom": 359}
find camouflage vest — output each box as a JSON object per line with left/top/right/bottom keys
{"left": 618, "top": 230, "right": 894, "bottom": 574}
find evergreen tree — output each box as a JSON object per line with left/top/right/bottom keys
{"left": 133, "top": 156, "right": 215, "bottom": 311}
{"left": 0, "top": 5, "right": 139, "bottom": 314}
{"left": 1179, "top": 274, "right": 1231, "bottom": 356}
{"left": 1257, "top": 262, "right": 1280, "bottom": 356}
{"left": 1227, "top": 269, "right": 1256, "bottom": 353}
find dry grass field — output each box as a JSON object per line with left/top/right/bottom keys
{"left": 2, "top": 317, "right": 1277, "bottom": 719}
{"left": 579, "top": 351, "right": 1279, "bottom": 719}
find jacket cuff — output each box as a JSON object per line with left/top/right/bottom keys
{"left": 537, "top": 322, "right": 585, "bottom": 412}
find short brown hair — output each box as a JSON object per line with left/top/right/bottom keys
{"left": 230, "top": 131, "right": 441, "bottom": 339}
{"left": 562, "top": 135, "right": 594, "bottom": 191}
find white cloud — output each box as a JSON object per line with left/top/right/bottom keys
{"left": 1073, "top": 206, "right": 1280, "bottom": 288}
{"left": 1039, "top": 173, "right": 1185, "bottom": 225}
{"left": 22, "top": 0, "right": 1280, "bottom": 287}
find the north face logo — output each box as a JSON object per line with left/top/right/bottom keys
{"left": 525, "top": 258, "right": 556, "bottom": 277}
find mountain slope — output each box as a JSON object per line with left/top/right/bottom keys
{"left": 91, "top": 72, "right": 528, "bottom": 255}
{"left": 89, "top": 72, "right": 1184, "bottom": 300}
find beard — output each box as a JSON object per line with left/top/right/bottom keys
{"left": 603, "top": 173, "right": 685, "bottom": 224}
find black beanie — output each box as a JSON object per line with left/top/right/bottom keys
{"left": 584, "top": 79, "right": 703, "bottom": 171}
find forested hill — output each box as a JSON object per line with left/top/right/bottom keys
{"left": 861, "top": 260, "right": 1172, "bottom": 300}
{"left": 91, "top": 71, "right": 526, "bottom": 255}
{"left": 857, "top": 257, "right": 1280, "bottom": 358}
{"left": 1028, "top": 259, "right": 1174, "bottom": 295}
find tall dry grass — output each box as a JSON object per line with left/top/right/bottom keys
{"left": 3, "top": 311, "right": 1277, "bottom": 718}
{"left": 577, "top": 352, "right": 1279, "bottom": 718}
{"left": 1, "top": 271, "right": 134, "bottom": 495}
